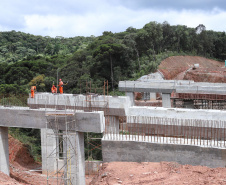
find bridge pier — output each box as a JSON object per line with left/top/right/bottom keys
{"left": 41, "top": 128, "right": 58, "bottom": 174}
{"left": 0, "top": 127, "right": 9, "bottom": 176}
{"left": 162, "top": 93, "right": 171, "bottom": 108}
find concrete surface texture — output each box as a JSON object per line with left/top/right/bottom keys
{"left": 102, "top": 140, "right": 226, "bottom": 168}
{"left": 0, "top": 104, "right": 105, "bottom": 185}
{"left": 27, "top": 93, "right": 131, "bottom": 116}
{"left": 0, "top": 106, "right": 105, "bottom": 132}
{"left": 127, "top": 106, "right": 226, "bottom": 121}
{"left": 119, "top": 80, "right": 226, "bottom": 95}
{"left": 0, "top": 127, "right": 9, "bottom": 176}
{"left": 41, "top": 128, "right": 57, "bottom": 174}
{"left": 161, "top": 93, "right": 171, "bottom": 108}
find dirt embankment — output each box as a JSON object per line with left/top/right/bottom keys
{"left": 90, "top": 162, "right": 226, "bottom": 185}
{"left": 158, "top": 56, "right": 224, "bottom": 82}
{"left": 0, "top": 135, "right": 57, "bottom": 185}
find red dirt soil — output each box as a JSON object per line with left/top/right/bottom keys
{"left": 90, "top": 162, "right": 226, "bottom": 185}
{"left": 158, "top": 56, "right": 225, "bottom": 82}
{"left": 0, "top": 135, "right": 57, "bottom": 185}
{"left": 2, "top": 121, "right": 226, "bottom": 185}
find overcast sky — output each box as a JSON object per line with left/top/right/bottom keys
{"left": 1, "top": 0, "right": 226, "bottom": 38}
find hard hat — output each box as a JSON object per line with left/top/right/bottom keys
{"left": 59, "top": 79, "right": 61, "bottom": 81}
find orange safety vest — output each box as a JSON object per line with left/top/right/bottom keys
{"left": 51, "top": 86, "right": 57, "bottom": 93}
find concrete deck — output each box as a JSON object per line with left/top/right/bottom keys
{"left": 0, "top": 106, "right": 104, "bottom": 132}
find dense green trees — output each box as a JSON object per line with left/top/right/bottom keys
{"left": 1, "top": 21, "right": 226, "bottom": 162}
{"left": 0, "top": 21, "right": 226, "bottom": 95}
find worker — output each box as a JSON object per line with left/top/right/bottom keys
{"left": 58, "top": 79, "right": 64, "bottom": 94}
{"left": 30, "top": 86, "right": 36, "bottom": 98}
{"left": 51, "top": 84, "right": 57, "bottom": 94}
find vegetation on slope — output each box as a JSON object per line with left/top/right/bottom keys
{"left": 1, "top": 21, "right": 226, "bottom": 161}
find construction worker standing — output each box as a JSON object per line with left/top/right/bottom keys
{"left": 30, "top": 86, "right": 36, "bottom": 98}
{"left": 58, "top": 79, "right": 64, "bottom": 94}
{"left": 51, "top": 84, "right": 57, "bottom": 94}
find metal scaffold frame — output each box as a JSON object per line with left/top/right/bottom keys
{"left": 45, "top": 102, "right": 77, "bottom": 185}
{"left": 43, "top": 80, "right": 109, "bottom": 184}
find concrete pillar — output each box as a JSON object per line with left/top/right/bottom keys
{"left": 41, "top": 128, "right": 58, "bottom": 174}
{"left": 150, "top": 93, "right": 156, "bottom": 100}
{"left": 162, "top": 93, "right": 171, "bottom": 108}
{"left": 75, "top": 132, "right": 85, "bottom": 185}
{"left": 126, "top": 92, "right": 134, "bottom": 106}
{"left": 64, "top": 131, "right": 85, "bottom": 185}
{"left": 0, "top": 127, "right": 9, "bottom": 176}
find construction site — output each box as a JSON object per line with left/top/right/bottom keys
{"left": 1, "top": 56, "right": 226, "bottom": 184}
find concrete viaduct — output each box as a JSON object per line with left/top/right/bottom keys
{"left": 0, "top": 106, "right": 105, "bottom": 185}
{"left": 1, "top": 80, "right": 226, "bottom": 184}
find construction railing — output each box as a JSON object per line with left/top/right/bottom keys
{"left": 104, "top": 116, "right": 226, "bottom": 149}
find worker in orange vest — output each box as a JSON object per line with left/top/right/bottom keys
{"left": 30, "top": 86, "right": 36, "bottom": 98}
{"left": 58, "top": 79, "right": 64, "bottom": 94}
{"left": 51, "top": 84, "right": 57, "bottom": 94}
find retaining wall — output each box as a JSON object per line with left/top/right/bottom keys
{"left": 102, "top": 140, "right": 226, "bottom": 168}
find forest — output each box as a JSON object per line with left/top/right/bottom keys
{"left": 1, "top": 21, "right": 226, "bottom": 161}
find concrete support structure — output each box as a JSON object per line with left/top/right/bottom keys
{"left": 75, "top": 132, "right": 85, "bottom": 185}
{"left": 0, "top": 106, "right": 104, "bottom": 185}
{"left": 0, "top": 127, "right": 9, "bottom": 176}
{"left": 126, "top": 92, "right": 134, "bottom": 106}
{"left": 149, "top": 93, "right": 156, "bottom": 100}
{"left": 62, "top": 131, "right": 85, "bottom": 185}
{"left": 41, "top": 128, "right": 58, "bottom": 174}
{"left": 102, "top": 140, "right": 226, "bottom": 168}
{"left": 162, "top": 93, "right": 171, "bottom": 108}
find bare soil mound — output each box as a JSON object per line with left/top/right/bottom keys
{"left": 0, "top": 135, "right": 57, "bottom": 185}
{"left": 90, "top": 162, "right": 226, "bottom": 185}
{"left": 0, "top": 171, "right": 24, "bottom": 185}
{"left": 158, "top": 56, "right": 224, "bottom": 81}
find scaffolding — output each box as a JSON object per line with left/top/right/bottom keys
{"left": 45, "top": 108, "right": 77, "bottom": 184}
{"left": 44, "top": 80, "right": 109, "bottom": 184}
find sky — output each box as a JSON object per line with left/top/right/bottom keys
{"left": 1, "top": 0, "right": 226, "bottom": 38}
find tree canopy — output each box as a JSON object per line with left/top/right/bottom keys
{"left": 0, "top": 21, "right": 225, "bottom": 94}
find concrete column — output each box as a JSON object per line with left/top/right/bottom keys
{"left": 126, "top": 92, "right": 134, "bottom": 106}
{"left": 150, "top": 93, "right": 156, "bottom": 100}
{"left": 0, "top": 127, "right": 9, "bottom": 176}
{"left": 76, "top": 132, "right": 85, "bottom": 185}
{"left": 162, "top": 93, "right": 171, "bottom": 108}
{"left": 41, "top": 128, "right": 58, "bottom": 174}
{"left": 64, "top": 131, "right": 85, "bottom": 185}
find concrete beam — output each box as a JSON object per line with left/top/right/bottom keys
{"left": 128, "top": 106, "right": 226, "bottom": 121}
{"left": 27, "top": 93, "right": 130, "bottom": 116}
{"left": 0, "top": 107, "right": 105, "bottom": 132}
{"left": 175, "top": 84, "right": 226, "bottom": 95}
{"left": 119, "top": 81, "right": 175, "bottom": 93}
{"left": 0, "top": 127, "right": 9, "bottom": 175}
{"left": 119, "top": 80, "right": 226, "bottom": 95}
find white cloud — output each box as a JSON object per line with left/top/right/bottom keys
{"left": 2, "top": 1, "right": 226, "bottom": 37}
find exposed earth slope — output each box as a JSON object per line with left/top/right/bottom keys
{"left": 158, "top": 56, "right": 224, "bottom": 82}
